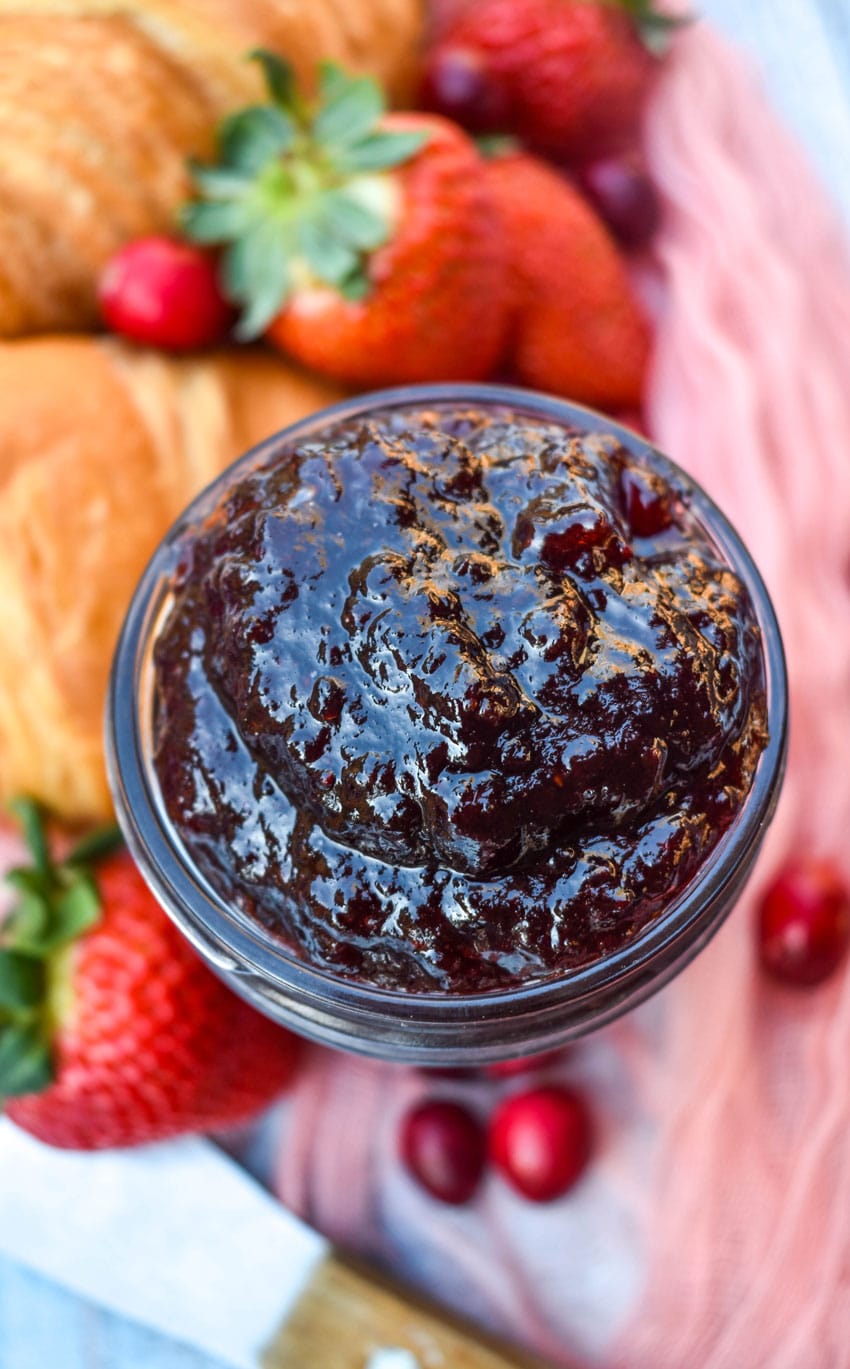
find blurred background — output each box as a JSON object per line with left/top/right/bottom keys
{"left": 1, "top": 1, "right": 849, "bottom": 1366}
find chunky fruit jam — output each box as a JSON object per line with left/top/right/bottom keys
{"left": 152, "top": 404, "right": 768, "bottom": 993}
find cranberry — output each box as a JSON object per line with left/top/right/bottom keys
{"left": 489, "top": 1086, "right": 592, "bottom": 1202}
{"left": 400, "top": 1099, "right": 486, "bottom": 1204}
{"left": 99, "top": 237, "right": 234, "bottom": 351}
{"left": 420, "top": 45, "right": 512, "bottom": 133}
{"left": 486, "top": 1050, "right": 564, "bottom": 1078}
{"left": 758, "top": 859, "right": 850, "bottom": 987}
{"left": 576, "top": 155, "right": 661, "bottom": 251}
{"left": 619, "top": 466, "right": 673, "bottom": 537}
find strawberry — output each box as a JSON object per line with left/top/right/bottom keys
{"left": 1, "top": 800, "right": 299, "bottom": 1150}
{"left": 485, "top": 150, "right": 650, "bottom": 409}
{"left": 423, "top": 0, "right": 679, "bottom": 163}
{"left": 182, "top": 52, "right": 508, "bottom": 385}
{"left": 99, "top": 237, "right": 235, "bottom": 351}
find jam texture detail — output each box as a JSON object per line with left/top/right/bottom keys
{"left": 153, "top": 405, "right": 768, "bottom": 992}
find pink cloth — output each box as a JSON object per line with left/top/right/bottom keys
{"left": 274, "top": 24, "right": 850, "bottom": 1369}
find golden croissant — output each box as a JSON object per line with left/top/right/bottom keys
{"left": 0, "top": 335, "right": 344, "bottom": 822}
{"left": 0, "top": 0, "right": 424, "bottom": 336}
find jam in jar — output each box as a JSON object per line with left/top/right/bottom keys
{"left": 150, "top": 399, "right": 770, "bottom": 995}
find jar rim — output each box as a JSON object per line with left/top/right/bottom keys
{"left": 106, "top": 383, "right": 788, "bottom": 1062}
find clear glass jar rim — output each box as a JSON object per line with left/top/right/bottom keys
{"left": 106, "top": 384, "right": 788, "bottom": 1041}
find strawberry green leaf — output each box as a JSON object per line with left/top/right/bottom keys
{"left": 182, "top": 199, "right": 253, "bottom": 245}
{"left": 2, "top": 892, "right": 50, "bottom": 954}
{"left": 219, "top": 106, "right": 295, "bottom": 172}
{"left": 335, "top": 129, "right": 429, "bottom": 174}
{"left": 317, "top": 60, "right": 353, "bottom": 105}
{"left": 66, "top": 824, "right": 123, "bottom": 868}
{"left": 3, "top": 799, "right": 105, "bottom": 969}
{"left": 476, "top": 134, "right": 522, "bottom": 159}
{"left": 613, "top": 0, "right": 691, "bottom": 55}
{"left": 313, "top": 68, "right": 384, "bottom": 150}
{"left": 249, "top": 49, "right": 298, "bottom": 110}
{"left": 0, "top": 1025, "right": 52, "bottom": 1100}
{"left": 48, "top": 875, "right": 101, "bottom": 951}
{"left": 5, "top": 866, "right": 49, "bottom": 898}
{"left": 338, "top": 273, "right": 371, "bottom": 303}
{"left": 188, "top": 163, "right": 252, "bottom": 202}
{"left": 319, "top": 190, "right": 389, "bottom": 251}
{"left": 8, "top": 798, "right": 50, "bottom": 879}
{"left": 0, "top": 951, "right": 43, "bottom": 1012}
{"left": 297, "top": 220, "right": 359, "bottom": 288}
{"left": 224, "top": 224, "right": 292, "bottom": 339}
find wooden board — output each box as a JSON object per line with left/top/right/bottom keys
{"left": 263, "top": 1256, "right": 551, "bottom": 1369}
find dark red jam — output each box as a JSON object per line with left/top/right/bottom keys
{"left": 152, "top": 405, "right": 768, "bottom": 993}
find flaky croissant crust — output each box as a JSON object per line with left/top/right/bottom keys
{"left": 0, "top": 0, "right": 424, "bottom": 335}
{"left": 0, "top": 336, "right": 344, "bottom": 821}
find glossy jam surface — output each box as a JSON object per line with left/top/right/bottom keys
{"left": 153, "top": 405, "right": 768, "bottom": 993}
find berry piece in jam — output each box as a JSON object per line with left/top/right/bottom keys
{"left": 513, "top": 498, "right": 631, "bottom": 575}
{"left": 618, "top": 463, "right": 674, "bottom": 537}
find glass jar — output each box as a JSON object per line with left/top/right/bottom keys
{"left": 106, "top": 384, "right": 787, "bottom": 1066}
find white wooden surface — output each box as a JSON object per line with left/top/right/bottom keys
{"left": 2, "top": 5, "right": 849, "bottom": 1366}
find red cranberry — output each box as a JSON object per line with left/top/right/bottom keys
{"left": 99, "top": 237, "right": 234, "bottom": 351}
{"left": 420, "top": 45, "right": 512, "bottom": 133}
{"left": 489, "top": 1086, "right": 593, "bottom": 1202}
{"left": 486, "top": 1050, "right": 564, "bottom": 1078}
{"left": 576, "top": 155, "right": 661, "bottom": 251}
{"left": 400, "top": 1099, "right": 486, "bottom": 1204}
{"left": 619, "top": 466, "right": 673, "bottom": 537}
{"left": 758, "top": 859, "right": 850, "bottom": 987}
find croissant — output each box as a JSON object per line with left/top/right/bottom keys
{"left": 0, "top": 0, "right": 424, "bottom": 336}
{"left": 0, "top": 335, "right": 344, "bottom": 822}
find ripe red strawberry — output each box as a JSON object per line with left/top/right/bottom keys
{"left": 485, "top": 151, "right": 650, "bottom": 409}
{"left": 1, "top": 801, "right": 299, "bottom": 1150}
{"left": 183, "top": 52, "right": 508, "bottom": 385}
{"left": 422, "top": 0, "right": 676, "bottom": 163}
{"left": 99, "top": 238, "right": 234, "bottom": 350}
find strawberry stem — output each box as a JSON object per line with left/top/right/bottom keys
{"left": 0, "top": 802, "right": 120, "bottom": 1104}
{"left": 0, "top": 1025, "right": 52, "bottom": 1100}
{"left": 613, "top": 0, "right": 693, "bottom": 55}
{"left": 475, "top": 134, "right": 522, "bottom": 159}
{"left": 181, "top": 52, "right": 430, "bottom": 338}
{"left": 67, "top": 824, "right": 123, "bottom": 867}
{"left": 9, "top": 796, "right": 49, "bottom": 878}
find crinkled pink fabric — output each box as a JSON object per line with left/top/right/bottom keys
{"left": 274, "top": 24, "right": 850, "bottom": 1369}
